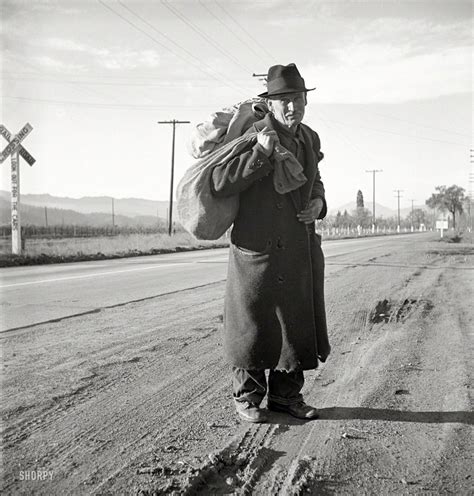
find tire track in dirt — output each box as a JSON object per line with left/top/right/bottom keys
{"left": 232, "top": 243, "right": 473, "bottom": 495}
{"left": 3, "top": 236, "right": 473, "bottom": 495}
{"left": 2, "top": 284, "right": 230, "bottom": 494}
{"left": 122, "top": 242, "right": 444, "bottom": 495}
{"left": 93, "top": 241, "right": 472, "bottom": 495}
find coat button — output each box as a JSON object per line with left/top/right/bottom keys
{"left": 277, "top": 275, "right": 285, "bottom": 283}
{"left": 276, "top": 202, "right": 283, "bottom": 209}
{"left": 276, "top": 237, "right": 284, "bottom": 249}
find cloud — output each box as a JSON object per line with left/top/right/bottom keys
{"left": 302, "top": 15, "right": 472, "bottom": 104}
{"left": 304, "top": 44, "right": 471, "bottom": 104}
{"left": 354, "top": 17, "right": 471, "bottom": 57}
{"left": 1, "top": 0, "right": 82, "bottom": 19}
{"left": 45, "top": 38, "right": 90, "bottom": 52}
{"left": 101, "top": 49, "right": 160, "bottom": 70}
{"left": 41, "top": 37, "right": 161, "bottom": 69}
{"left": 34, "top": 55, "right": 88, "bottom": 73}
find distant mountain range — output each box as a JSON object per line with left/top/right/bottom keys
{"left": 0, "top": 191, "right": 169, "bottom": 227}
{"left": 0, "top": 191, "right": 428, "bottom": 227}
{"left": 0, "top": 191, "right": 169, "bottom": 218}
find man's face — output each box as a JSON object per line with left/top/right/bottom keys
{"left": 267, "top": 92, "right": 307, "bottom": 131}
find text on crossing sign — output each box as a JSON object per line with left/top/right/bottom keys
{"left": 0, "top": 123, "right": 36, "bottom": 165}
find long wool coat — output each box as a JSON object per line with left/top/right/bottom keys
{"left": 211, "top": 113, "right": 330, "bottom": 371}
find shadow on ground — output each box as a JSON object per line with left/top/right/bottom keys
{"left": 318, "top": 407, "right": 474, "bottom": 424}
{"left": 261, "top": 407, "right": 473, "bottom": 425}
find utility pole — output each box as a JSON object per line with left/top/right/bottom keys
{"left": 469, "top": 147, "right": 474, "bottom": 232}
{"left": 158, "top": 120, "right": 190, "bottom": 235}
{"left": 44, "top": 206, "right": 48, "bottom": 228}
{"left": 111, "top": 197, "right": 115, "bottom": 230}
{"left": 409, "top": 199, "right": 416, "bottom": 231}
{"left": 394, "top": 190, "right": 404, "bottom": 232}
{"left": 365, "top": 169, "right": 383, "bottom": 229}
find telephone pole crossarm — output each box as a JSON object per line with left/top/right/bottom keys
{"left": 158, "top": 119, "right": 191, "bottom": 236}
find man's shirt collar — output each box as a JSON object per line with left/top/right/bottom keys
{"left": 268, "top": 113, "right": 304, "bottom": 143}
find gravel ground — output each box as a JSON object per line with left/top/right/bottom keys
{"left": 1, "top": 234, "right": 473, "bottom": 495}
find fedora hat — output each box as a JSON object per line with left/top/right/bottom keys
{"left": 258, "top": 63, "right": 315, "bottom": 98}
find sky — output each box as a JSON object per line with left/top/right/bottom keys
{"left": 1, "top": 0, "right": 472, "bottom": 214}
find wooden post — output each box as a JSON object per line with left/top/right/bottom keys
{"left": 11, "top": 150, "right": 21, "bottom": 254}
{"left": 158, "top": 119, "right": 190, "bottom": 236}
{"left": 169, "top": 121, "right": 176, "bottom": 236}
{"left": 0, "top": 123, "right": 36, "bottom": 255}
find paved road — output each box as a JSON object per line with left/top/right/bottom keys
{"left": 0, "top": 233, "right": 429, "bottom": 332}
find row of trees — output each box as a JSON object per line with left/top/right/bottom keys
{"left": 0, "top": 223, "right": 184, "bottom": 239}
{"left": 0, "top": 185, "right": 469, "bottom": 239}
{"left": 323, "top": 185, "right": 469, "bottom": 232}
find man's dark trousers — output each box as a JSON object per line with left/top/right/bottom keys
{"left": 233, "top": 368, "right": 304, "bottom": 406}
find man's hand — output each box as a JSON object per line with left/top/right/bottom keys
{"left": 297, "top": 197, "right": 324, "bottom": 224}
{"left": 256, "top": 126, "right": 279, "bottom": 157}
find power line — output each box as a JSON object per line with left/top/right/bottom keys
{"left": 321, "top": 117, "right": 468, "bottom": 147}
{"left": 368, "top": 110, "right": 472, "bottom": 139}
{"left": 6, "top": 57, "right": 126, "bottom": 106}
{"left": 116, "top": 0, "right": 249, "bottom": 95}
{"left": 160, "top": 0, "right": 253, "bottom": 74}
{"left": 2, "top": 95, "right": 216, "bottom": 110}
{"left": 2, "top": 74, "right": 221, "bottom": 88}
{"left": 198, "top": 0, "right": 268, "bottom": 64}
{"left": 317, "top": 108, "right": 378, "bottom": 165}
{"left": 214, "top": 0, "right": 277, "bottom": 63}
{"left": 97, "top": 0, "right": 247, "bottom": 97}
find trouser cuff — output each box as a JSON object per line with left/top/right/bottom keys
{"left": 233, "top": 394, "right": 264, "bottom": 406}
{"left": 267, "top": 392, "right": 303, "bottom": 406}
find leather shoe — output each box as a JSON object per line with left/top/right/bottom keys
{"left": 267, "top": 400, "right": 319, "bottom": 420}
{"left": 234, "top": 400, "right": 268, "bottom": 423}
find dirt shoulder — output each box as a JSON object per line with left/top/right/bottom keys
{"left": 1, "top": 234, "right": 473, "bottom": 495}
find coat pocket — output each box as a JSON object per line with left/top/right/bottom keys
{"left": 233, "top": 243, "right": 270, "bottom": 257}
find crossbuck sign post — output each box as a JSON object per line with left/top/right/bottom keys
{"left": 0, "top": 123, "right": 36, "bottom": 254}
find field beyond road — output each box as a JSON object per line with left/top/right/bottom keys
{"left": 1, "top": 233, "right": 473, "bottom": 495}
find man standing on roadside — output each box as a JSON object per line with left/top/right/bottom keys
{"left": 211, "top": 63, "right": 330, "bottom": 423}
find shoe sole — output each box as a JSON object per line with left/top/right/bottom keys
{"left": 237, "top": 412, "right": 268, "bottom": 423}
{"left": 267, "top": 404, "right": 319, "bottom": 420}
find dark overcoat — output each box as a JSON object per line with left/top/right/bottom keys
{"left": 211, "top": 113, "right": 330, "bottom": 371}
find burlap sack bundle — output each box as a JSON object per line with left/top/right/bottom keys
{"left": 177, "top": 99, "right": 307, "bottom": 240}
{"left": 177, "top": 133, "right": 257, "bottom": 240}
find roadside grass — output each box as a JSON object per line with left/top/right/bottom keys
{"left": 0, "top": 228, "right": 465, "bottom": 268}
{"left": 0, "top": 232, "right": 229, "bottom": 267}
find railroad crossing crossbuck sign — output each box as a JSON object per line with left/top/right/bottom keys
{"left": 0, "top": 123, "right": 36, "bottom": 255}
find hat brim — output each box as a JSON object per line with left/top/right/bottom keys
{"left": 258, "top": 87, "right": 315, "bottom": 98}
